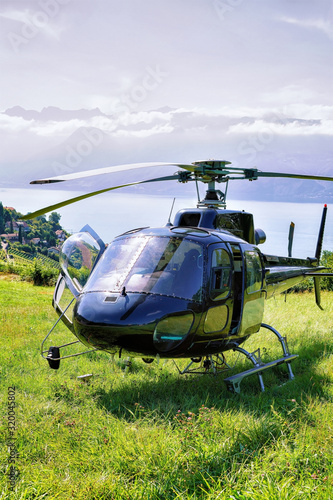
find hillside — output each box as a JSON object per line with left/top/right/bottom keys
{"left": 0, "top": 201, "right": 67, "bottom": 260}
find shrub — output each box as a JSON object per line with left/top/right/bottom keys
{"left": 319, "top": 250, "right": 333, "bottom": 291}
{"left": 28, "top": 260, "right": 59, "bottom": 286}
{"left": 289, "top": 279, "right": 314, "bottom": 294}
{"left": 0, "top": 258, "right": 59, "bottom": 286}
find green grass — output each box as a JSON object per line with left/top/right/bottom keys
{"left": 1, "top": 276, "right": 333, "bottom": 499}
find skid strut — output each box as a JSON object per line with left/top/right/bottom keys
{"left": 41, "top": 298, "right": 100, "bottom": 369}
{"left": 173, "top": 353, "right": 231, "bottom": 376}
{"left": 224, "top": 323, "right": 298, "bottom": 393}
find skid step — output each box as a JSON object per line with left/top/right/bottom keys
{"left": 224, "top": 353, "right": 298, "bottom": 394}
{"left": 224, "top": 323, "right": 298, "bottom": 393}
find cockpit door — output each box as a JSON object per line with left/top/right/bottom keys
{"left": 237, "top": 247, "right": 265, "bottom": 336}
{"left": 53, "top": 226, "right": 105, "bottom": 323}
{"left": 204, "top": 244, "right": 233, "bottom": 335}
{"left": 59, "top": 224, "right": 105, "bottom": 296}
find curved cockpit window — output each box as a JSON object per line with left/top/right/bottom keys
{"left": 245, "top": 250, "right": 262, "bottom": 294}
{"left": 210, "top": 248, "right": 231, "bottom": 301}
{"left": 60, "top": 232, "right": 101, "bottom": 289}
{"left": 85, "top": 236, "right": 204, "bottom": 302}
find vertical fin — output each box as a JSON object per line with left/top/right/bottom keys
{"left": 288, "top": 222, "right": 295, "bottom": 257}
{"left": 315, "top": 204, "right": 327, "bottom": 261}
{"left": 313, "top": 205, "right": 328, "bottom": 310}
{"left": 314, "top": 276, "right": 323, "bottom": 310}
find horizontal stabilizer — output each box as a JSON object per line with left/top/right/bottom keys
{"left": 305, "top": 272, "right": 333, "bottom": 277}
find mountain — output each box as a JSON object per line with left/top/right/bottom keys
{"left": 3, "top": 106, "right": 109, "bottom": 122}
{"left": 1, "top": 105, "right": 333, "bottom": 203}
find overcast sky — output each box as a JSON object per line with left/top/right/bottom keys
{"left": 0, "top": 1, "right": 332, "bottom": 199}
{"left": 0, "top": 0, "right": 332, "bottom": 248}
{"left": 0, "top": 0, "right": 332, "bottom": 112}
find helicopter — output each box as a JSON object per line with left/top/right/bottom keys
{"left": 21, "top": 160, "right": 333, "bottom": 393}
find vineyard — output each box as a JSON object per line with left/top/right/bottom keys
{"left": 7, "top": 247, "right": 61, "bottom": 270}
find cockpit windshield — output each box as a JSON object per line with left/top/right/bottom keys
{"left": 85, "top": 236, "right": 204, "bottom": 301}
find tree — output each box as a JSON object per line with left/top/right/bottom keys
{"left": 0, "top": 202, "right": 4, "bottom": 234}
{"left": 49, "top": 212, "right": 61, "bottom": 224}
{"left": 48, "top": 234, "right": 57, "bottom": 247}
{"left": 4, "top": 208, "right": 12, "bottom": 223}
{"left": 49, "top": 212, "right": 61, "bottom": 231}
{"left": 320, "top": 250, "right": 333, "bottom": 291}
{"left": 18, "top": 225, "right": 23, "bottom": 243}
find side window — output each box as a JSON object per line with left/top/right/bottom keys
{"left": 210, "top": 248, "right": 231, "bottom": 301}
{"left": 245, "top": 250, "right": 262, "bottom": 294}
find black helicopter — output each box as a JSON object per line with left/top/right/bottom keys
{"left": 21, "top": 160, "right": 333, "bottom": 393}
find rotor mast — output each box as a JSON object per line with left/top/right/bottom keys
{"left": 191, "top": 160, "right": 232, "bottom": 208}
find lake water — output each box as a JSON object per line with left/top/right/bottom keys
{"left": 1, "top": 187, "right": 332, "bottom": 259}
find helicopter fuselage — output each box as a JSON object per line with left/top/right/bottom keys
{"left": 54, "top": 216, "right": 321, "bottom": 360}
{"left": 21, "top": 159, "right": 333, "bottom": 386}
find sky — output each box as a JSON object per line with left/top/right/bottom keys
{"left": 0, "top": 0, "right": 332, "bottom": 165}
{"left": 0, "top": 0, "right": 332, "bottom": 111}
{"left": 0, "top": 0, "right": 332, "bottom": 247}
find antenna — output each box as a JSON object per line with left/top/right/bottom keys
{"left": 167, "top": 198, "right": 176, "bottom": 226}
{"left": 195, "top": 178, "right": 200, "bottom": 204}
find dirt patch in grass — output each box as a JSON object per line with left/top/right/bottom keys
{"left": 0, "top": 272, "right": 21, "bottom": 281}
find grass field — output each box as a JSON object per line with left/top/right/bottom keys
{"left": 1, "top": 274, "right": 333, "bottom": 499}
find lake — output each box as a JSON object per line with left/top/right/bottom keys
{"left": 1, "top": 187, "right": 332, "bottom": 259}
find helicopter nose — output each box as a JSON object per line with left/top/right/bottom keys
{"left": 73, "top": 292, "right": 197, "bottom": 355}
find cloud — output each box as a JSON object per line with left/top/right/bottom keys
{"left": 1, "top": 7, "right": 64, "bottom": 40}
{"left": 30, "top": 119, "right": 90, "bottom": 137}
{"left": 0, "top": 113, "right": 33, "bottom": 132}
{"left": 282, "top": 103, "right": 333, "bottom": 121}
{"left": 114, "top": 123, "right": 175, "bottom": 138}
{"left": 0, "top": 9, "right": 32, "bottom": 24}
{"left": 2, "top": 103, "right": 333, "bottom": 141}
{"left": 228, "top": 118, "right": 333, "bottom": 137}
{"left": 280, "top": 16, "right": 333, "bottom": 40}
{"left": 0, "top": 1, "right": 71, "bottom": 57}
{"left": 261, "top": 85, "right": 320, "bottom": 106}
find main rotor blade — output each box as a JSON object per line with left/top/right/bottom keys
{"left": 30, "top": 162, "right": 194, "bottom": 184}
{"left": 256, "top": 171, "right": 333, "bottom": 182}
{"left": 21, "top": 174, "right": 180, "bottom": 220}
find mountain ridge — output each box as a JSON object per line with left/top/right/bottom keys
{"left": 1, "top": 105, "right": 333, "bottom": 203}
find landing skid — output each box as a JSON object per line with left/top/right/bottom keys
{"left": 224, "top": 324, "right": 298, "bottom": 393}
{"left": 175, "top": 324, "right": 298, "bottom": 393}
